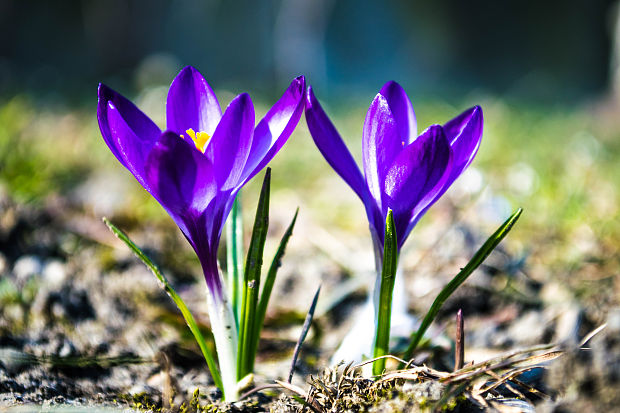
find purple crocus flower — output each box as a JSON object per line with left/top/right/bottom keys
{"left": 98, "top": 67, "right": 305, "bottom": 398}
{"left": 305, "top": 81, "right": 482, "bottom": 253}
{"left": 98, "top": 66, "right": 305, "bottom": 299}
{"left": 306, "top": 82, "right": 482, "bottom": 362}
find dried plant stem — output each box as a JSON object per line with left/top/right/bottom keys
{"left": 288, "top": 285, "right": 321, "bottom": 383}
{"left": 455, "top": 309, "right": 464, "bottom": 371}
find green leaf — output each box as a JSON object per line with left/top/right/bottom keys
{"left": 373, "top": 209, "right": 398, "bottom": 375}
{"left": 237, "top": 168, "right": 271, "bottom": 379}
{"left": 226, "top": 194, "right": 244, "bottom": 327}
{"left": 102, "top": 218, "right": 223, "bottom": 393}
{"left": 402, "top": 207, "right": 523, "bottom": 363}
{"left": 253, "top": 208, "right": 299, "bottom": 355}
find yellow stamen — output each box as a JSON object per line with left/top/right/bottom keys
{"left": 182, "top": 128, "right": 211, "bottom": 152}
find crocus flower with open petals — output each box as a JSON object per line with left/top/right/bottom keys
{"left": 305, "top": 82, "right": 482, "bottom": 361}
{"left": 98, "top": 66, "right": 305, "bottom": 398}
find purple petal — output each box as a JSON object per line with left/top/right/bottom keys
{"left": 362, "top": 93, "right": 402, "bottom": 212}
{"left": 384, "top": 125, "right": 453, "bottom": 246}
{"left": 145, "top": 131, "right": 218, "bottom": 224}
{"left": 403, "top": 106, "right": 483, "bottom": 238}
{"left": 145, "top": 131, "right": 234, "bottom": 299}
{"left": 166, "top": 66, "right": 222, "bottom": 136}
{"left": 444, "top": 106, "right": 483, "bottom": 182}
{"left": 241, "top": 75, "right": 306, "bottom": 184}
{"left": 97, "top": 84, "right": 161, "bottom": 191}
{"left": 191, "top": 195, "right": 233, "bottom": 299}
{"left": 379, "top": 81, "right": 417, "bottom": 144}
{"left": 364, "top": 195, "right": 387, "bottom": 248}
{"left": 305, "top": 86, "right": 366, "bottom": 201}
{"left": 206, "top": 93, "right": 255, "bottom": 191}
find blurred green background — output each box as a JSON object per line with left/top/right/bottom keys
{"left": 1, "top": 0, "right": 619, "bottom": 308}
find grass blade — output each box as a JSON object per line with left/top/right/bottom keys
{"left": 373, "top": 209, "right": 398, "bottom": 375}
{"left": 403, "top": 208, "right": 523, "bottom": 362}
{"left": 237, "top": 168, "right": 271, "bottom": 379}
{"left": 253, "top": 208, "right": 299, "bottom": 355}
{"left": 226, "top": 194, "right": 244, "bottom": 326}
{"left": 288, "top": 285, "right": 321, "bottom": 383}
{"left": 102, "top": 218, "right": 223, "bottom": 392}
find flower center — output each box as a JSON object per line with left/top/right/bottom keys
{"left": 182, "top": 128, "right": 211, "bottom": 152}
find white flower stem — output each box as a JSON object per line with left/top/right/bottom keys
{"left": 206, "top": 288, "right": 239, "bottom": 401}
{"left": 330, "top": 232, "right": 415, "bottom": 367}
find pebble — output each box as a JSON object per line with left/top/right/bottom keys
{"left": 128, "top": 383, "right": 158, "bottom": 398}
{"left": 606, "top": 307, "right": 620, "bottom": 333}
{"left": 0, "top": 348, "right": 30, "bottom": 375}
{"left": 55, "top": 338, "right": 77, "bottom": 358}
{"left": 1, "top": 305, "right": 24, "bottom": 328}
{"left": 12, "top": 255, "right": 43, "bottom": 282}
{"left": 540, "top": 281, "right": 574, "bottom": 305}
{"left": 0, "top": 252, "right": 7, "bottom": 275}
{"left": 552, "top": 304, "right": 582, "bottom": 344}
{"left": 42, "top": 260, "right": 67, "bottom": 288}
{"left": 506, "top": 311, "right": 546, "bottom": 345}
{"left": 70, "top": 171, "right": 132, "bottom": 217}
{"left": 490, "top": 398, "right": 535, "bottom": 413}
{"left": 468, "top": 322, "right": 499, "bottom": 348}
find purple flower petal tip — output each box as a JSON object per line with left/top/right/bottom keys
{"left": 96, "top": 83, "right": 161, "bottom": 187}
{"left": 445, "top": 105, "right": 483, "bottom": 142}
{"left": 378, "top": 80, "right": 402, "bottom": 98}
{"left": 291, "top": 75, "right": 306, "bottom": 91}
{"left": 167, "top": 65, "right": 221, "bottom": 136}
{"left": 237, "top": 76, "right": 305, "bottom": 184}
{"left": 304, "top": 84, "right": 366, "bottom": 201}
{"left": 378, "top": 80, "right": 417, "bottom": 144}
{"left": 230, "top": 92, "right": 252, "bottom": 108}
{"left": 97, "top": 83, "right": 111, "bottom": 101}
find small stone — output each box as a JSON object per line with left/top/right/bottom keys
{"left": 0, "top": 348, "right": 30, "bottom": 375}
{"left": 490, "top": 398, "right": 535, "bottom": 413}
{"left": 12, "top": 255, "right": 43, "bottom": 282}
{"left": 468, "top": 321, "right": 498, "bottom": 348}
{"left": 70, "top": 170, "right": 132, "bottom": 216}
{"left": 2, "top": 304, "right": 24, "bottom": 327}
{"left": 506, "top": 311, "right": 546, "bottom": 345}
{"left": 55, "top": 338, "right": 77, "bottom": 358}
{"left": 541, "top": 281, "right": 574, "bottom": 305}
{"left": 42, "top": 260, "right": 67, "bottom": 288}
{"left": 146, "top": 371, "right": 165, "bottom": 388}
{"left": 606, "top": 307, "right": 620, "bottom": 334}
{"left": 0, "top": 252, "right": 7, "bottom": 275}
{"left": 553, "top": 304, "right": 582, "bottom": 344}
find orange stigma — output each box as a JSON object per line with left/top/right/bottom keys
{"left": 182, "top": 128, "right": 211, "bottom": 152}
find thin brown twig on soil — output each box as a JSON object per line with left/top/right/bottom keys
{"left": 353, "top": 354, "right": 408, "bottom": 369}
{"left": 455, "top": 309, "right": 464, "bottom": 371}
